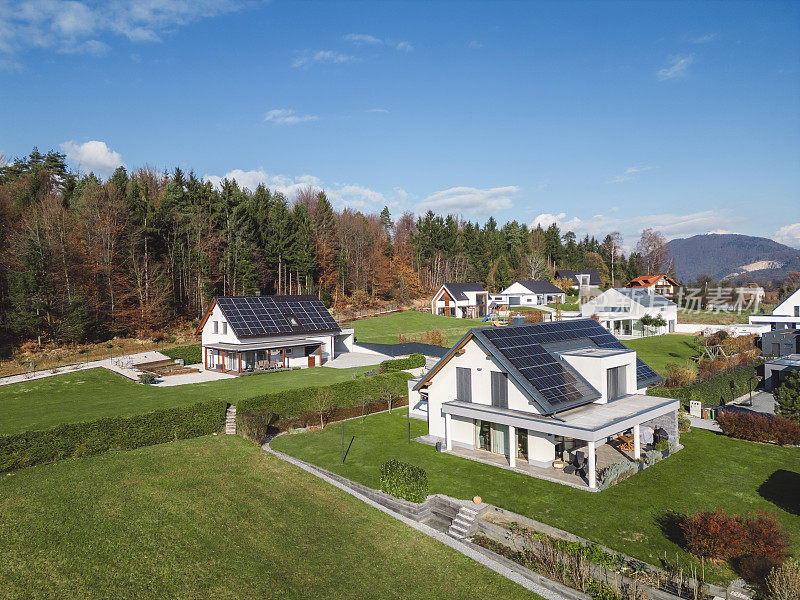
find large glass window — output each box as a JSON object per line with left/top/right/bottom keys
{"left": 517, "top": 428, "right": 528, "bottom": 460}
{"left": 476, "top": 420, "right": 491, "bottom": 451}
{"left": 492, "top": 424, "right": 509, "bottom": 456}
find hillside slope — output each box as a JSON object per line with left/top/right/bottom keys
{"left": 667, "top": 234, "right": 800, "bottom": 281}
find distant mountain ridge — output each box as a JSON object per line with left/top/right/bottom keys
{"left": 666, "top": 234, "right": 800, "bottom": 282}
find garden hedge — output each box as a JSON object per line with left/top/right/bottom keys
{"left": 380, "top": 353, "right": 426, "bottom": 372}
{"left": 161, "top": 343, "right": 203, "bottom": 365}
{"left": 380, "top": 459, "right": 428, "bottom": 503}
{"left": 649, "top": 363, "right": 758, "bottom": 407}
{"left": 0, "top": 400, "right": 226, "bottom": 472}
{"left": 237, "top": 371, "right": 411, "bottom": 415}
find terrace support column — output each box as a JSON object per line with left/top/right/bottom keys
{"left": 445, "top": 413, "right": 452, "bottom": 451}
{"left": 508, "top": 425, "right": 516, "bottom": 468}
{"left": 587, "top": 440, "right": 597, "bottom": 489}
{"left": 633, "top": 424, "right": 641, "bottom": 459}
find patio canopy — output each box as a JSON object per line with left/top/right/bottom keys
{"left": 205, "top": 338, "right": 320, "bottom": 352}
{"left": 441, "top": 394, "right": 679, "bottom": 444}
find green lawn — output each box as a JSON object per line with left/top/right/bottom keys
{"left": 351, "top": 311, "right": 487, "bottom": 345}
{"left": 0, "top": 365, "right": 376, "bottom": 435}
{"left": 0, "top": 434, "right": 537, "bottom": 599}
{"left": 622, "top": 334, "right": 701, "bottom": 375}
{"left": 273, "top": 410, "right": 800, "bottom": 585}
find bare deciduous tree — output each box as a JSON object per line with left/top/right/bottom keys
{"left": 636, "top": 228, "right": 668, "bottom": 276}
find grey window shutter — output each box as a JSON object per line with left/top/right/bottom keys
{"left": 491, "top": 372, "right": 508, "bottom": 409}
{"left": 456, "top": 367, "right": 472, "bottom": 402}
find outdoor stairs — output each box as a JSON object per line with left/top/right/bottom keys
{"left": 447, "top": 505, "right": 480, "bottom": 539}
{"left": 225, "top": 405, "right": 236, "bottom": 434}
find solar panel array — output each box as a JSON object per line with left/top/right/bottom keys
{"left": 479, "top": 319, "right": 661, "bottom": 411}
{"left": 214, "top": 296, "right": 340, "bottom": 338}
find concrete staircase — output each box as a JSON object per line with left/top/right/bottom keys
{"left": 225, "top": 405, "right": 236, "bottom": 434}
{"left": 447, "top": 505, "right": 480, "bottom": 539}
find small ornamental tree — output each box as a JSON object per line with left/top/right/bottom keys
{"left": 774, "top": 371, "right": 800, "bottom": 422}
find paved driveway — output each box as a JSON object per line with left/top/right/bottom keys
{"left": 325, "top": 351, "right": 390, "bottom": 369}
{"left": 732, "top": 390, "right": 775, "bottom": 415}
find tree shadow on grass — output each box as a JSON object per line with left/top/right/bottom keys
{"left": 655, "top": 510, "right": 686, "bottom": 548}
{"left": 758, "top": 470, "right": 800, "bottom": 515}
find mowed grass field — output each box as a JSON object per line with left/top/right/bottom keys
{"left": 0, "top": 435, "right": 537, "bottom": 600}
{"left": 0, "top": 365, "right": 375, "bottom": 435}
{"left": 622, "top": 334, "right": 701, "bottom": 375}
{"left": 273, "top": 409, "right": 800, "bottom": 585}
{"left": 350, "top": 311, "right": 487, "bottom": 345}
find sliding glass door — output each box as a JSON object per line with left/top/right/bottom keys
{"left": 475, "top": 420, "right": 509, "bottom": 456}
{"left": 476, "top": 420, "right": 491, "bottom": 451}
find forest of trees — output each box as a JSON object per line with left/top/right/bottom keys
{"left": 0, "top": 148, "right": 663, "bottom": 349}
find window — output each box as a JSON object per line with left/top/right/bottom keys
{"left": 222, "top": 322, "right": 227, "bottom": 335}
{"left": 795, "top": 306, "right": 799, "bottom": 317}
{"left": 456, "top": 367, "right": 472, "bottom": 402}
{"left": 607, "top": 366, "right": 625, "bottom": 400}
{"left": 491, "top": 372, "right": 508, "bottom": 409}
{"left": 285, "top": 314, "right": 300, "bottom": 327}
{"left": 213, "top": 321, "right": 218, "bottom": 334}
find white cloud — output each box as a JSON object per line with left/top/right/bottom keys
{"left": 468, "top": 40, "right": 483, "bottom": 49}
{"left": 60, "top": 140, "right": 124, "bottom": 178}
{"left": 608, "top": 165, "right": 657, "bottom": 183}
{"left": 657, "top": 55, "right": 694, "bottom": 80}
{"left": 292, "top": 49, "right": 357, "bottom": 68}
{"left": 343, "top": 33, "right": 381, "bottom": 45}
{"left": 264, "top": 108, "right": 319, "bottom": 125}
{"left": 395, "top": 40, "right": 413, "bottom": 52}
{"left": 0, "top": 0, "right": 246, "bottom": 57}
{"left": 416, "top": 185, "right": 519, "bottom": 215}
{"left": 367, "top": 108, "right": 389, "bottom": 113}
{"left": 775, "top": 223, "right": 800, "bottom": 248}
{"left": 692, "top": 32, "right": 719, "bottom": 44}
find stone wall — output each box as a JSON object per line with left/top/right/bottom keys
{"left": 644, "top": 410, "right": 679, "bottom": 444}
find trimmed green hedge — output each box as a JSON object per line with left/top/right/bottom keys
{"left": 380, "top": 459, "right": 428, "bottom": 503}
{"left": 0, "top": 400, "right": 226, "bottom": 472}
{"left": 649, "top": 363, "right": 758, "bottom": 407}
{"left": 161, "top": 344, "right": 202, "bottom": 365}
{"left": 380, "top": 353, "right": 426, "bottom": 373}
{"left": 236, "top": 409, "right": 276, "bottom": 445}
{"left": 237, "top": 371, "right": 411, "bottom": 415}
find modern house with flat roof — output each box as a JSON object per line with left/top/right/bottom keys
{"left": 411, "top": 319, "right": 678, "bottom": 489}
{"left": 749, "top": 288, "right": 800, "bottom": 331}
{"left": 196, "top": 295, "right": 353, "bottom": 373}
{"left": 431, "top": 283, "right": 488, "bottom": 319}
{"left": 498, "top": 280, "right": 566, "bottom": 307}
{"left": 581, "top": 288, "right": 677, "bottom": 336}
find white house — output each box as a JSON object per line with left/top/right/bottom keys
{"left": 431, "top": 283, "right": 488, "bottom": 319}
{"left": 412, "top": 319, "right": 678, "bottom": 489}
{"left": 581, "top": 288, "right": 677, "bottom": 336}
{"left": 749, "top": 288, "right": 800, "bottom": 331}
{"left": 555, "top": 269, "right": 602, "bottom": 296}
{"left": 498, "top": 280, "right": 566, "bottom": 306}
{"left": 196, "top": 295, "right": 353, "bottom": 373}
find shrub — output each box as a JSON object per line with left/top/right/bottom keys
{"left": 644, "top": 449, "right": 662, "bottom": 466}
{"left": 0, "top": 401, "right": 226, "bottom": 472}
{"left": 236, "top": 409, "right": 276, "bottom": 445}
{"left": 161, "top": 344, "right": 202, "bottom": 366}
{"left": 774, "top": 371, "right": 800, "bottom": 422}
{"left": 766, "top": 558, "right": 800, "bottom": 600}
{"left": 648, "top": 363, "right": 760, "bottom": 409}
{"left": 716, "top": 411, "right": 800, "bottom": 446}
{"left": 379, "top": 459, "right": 428, "bottom": 503}
{"left": 237, "top": 371, "right": 411, "bottom": 416}
{"left": 379, "top": 353, "right": 426, "bottom": 373}
{"left": 653, "top": 439, "right": 669, "bottom": 452}
{"left": 597, "top": 461, "right": 637, "bottom": 489}
{"left": 681, "top": 510, "right": 744, "bottom": 561}
{"left": 138, "top": 372, "right": 156, "bottom": 385}
{"left": 665, "top": 363, "right": 697, "bottom": 388}
{"left": 677, "top": 411, "right": 691, "bottom": 433}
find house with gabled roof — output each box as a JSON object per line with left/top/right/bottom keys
{"left": 581, "top": 288, "right": 677, "bottom": 337}
{"left": 411, "top": 319, "right": 677, "bottom": 489}
{"left": 749, "top": 287, "right": 800, "bottom": 331}
{"left": 431, "top": 283, "right": 488, "bottom": 319}
{"left": 555, "top": 269, "right": 602, "bottom": 289}
{"left": 626, "top": 274, "right": 679, "bottom": 298}
{"left": 498, "top": 280, "right": 566, "bottom": 307}
{"left": 196, "top": 294, "right": 353, "bottom": 373}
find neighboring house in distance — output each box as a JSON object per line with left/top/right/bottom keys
{"left": 410, "top": 319, "right": 676, "bottom": 489}
{"left": 498, "top": 280, "right": 566, "bottom": 306}
{"left": 626, "top": 274, "right": 679, "bottom": 298}
{"left": 759, "top": 329, "right": 800, "bottom": 358}
{"left": 581, "top": 288, "right": 678, "bottom": 336}
{"left": 196, "top": 295, "right": 353, "bottom": 373}
{"left": 749, "top": 288, "right": 800, "bottom": 331}
{"left": 764, "top": 354, "right": 800, "bottom": 392}
{"left": 431, "top": 283, "right": 488, "bottom": 319}
{"left": 555, "top": 269, "right": 602, "bottom": 296}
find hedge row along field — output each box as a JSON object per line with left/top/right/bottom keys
{"left": 237, "top": 371, "right": 411, "bottom": 415}
{"left": 380, "top": 353, "right": 426, "bottom": 373}
{"left": 160, "top": 343, "right": 203, "bottom": 365}
{"left": 0, "top": 401, "right": 226, "bottom": 472}
{"left": 648, "top": 363, "right": 759, "bottom": 408}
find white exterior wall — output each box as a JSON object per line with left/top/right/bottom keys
{"left": 201, "top": 304, "right": 241, "bottom": 347}
{"left": 771, "top": 288, "right": 800, "bottom": 316}
{"left": 427, "top": 337, "right": 543, "bottom": 440}
{"left": 750, "top": 289, "right": 800, "bottom": 330}
{"left": 560, "top": 352, "right": 642, "bottom": 403}
{"left": 431, "top": 287, "right": 468, "bottom": 318}
{"left": 528, "top": 431, "right": 556, "bottom": 467}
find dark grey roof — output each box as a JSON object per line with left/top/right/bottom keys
{"left": 556, "top": 269, "right": 602, "bottom": 286}
{"left": 516, "top": 280, "right": 565, "bottom": 295}
{"left": 442, "top": 282, "right": 486, "bottom": 301}
{"left": 214, "top": 295, "right": 340, "bottom": 338}
{"left": 468, "top": 319, "right": 661, "bottom": 414}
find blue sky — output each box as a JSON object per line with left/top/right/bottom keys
{"left": 1, "top": 0, "right": 799, "bottom": 249}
